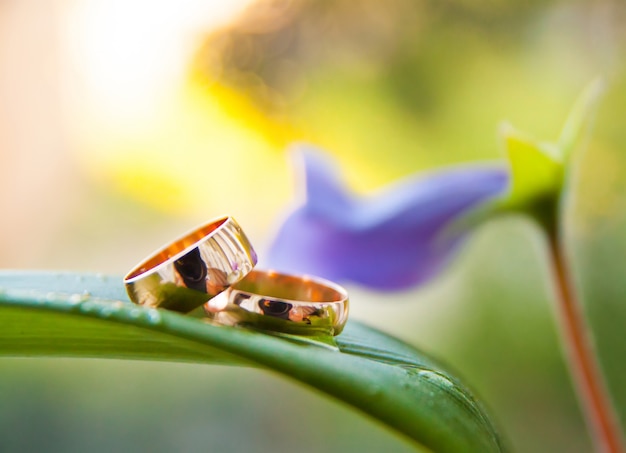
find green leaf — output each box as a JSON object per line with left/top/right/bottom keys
{"left": 451, "top": 81, "right": 604, "bottom": 235}
{"left": 0, "top": 271, "right": 504, "bottom": 453}
{"left": 498, "top": 125, "right": 563, "bottom": 209}
{"left": 498, "top": 80, "right": 603, "bottom": 217}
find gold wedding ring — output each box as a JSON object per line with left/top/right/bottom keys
{"left": 205, "top": 270, "right": 349, "bottom": 336}
{"left": 124, "top": 217, "right": 257, "bottom": 312}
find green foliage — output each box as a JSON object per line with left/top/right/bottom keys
{"left": 451, "top": 80, "right": 604, "bottom": 236}
{"left": 495, "top": 126, "right": 563, "bottom": 231}
{"left": 0, "top": 272, "right": 504, "bottom": 453}
{"left": 498, "top": 80, "right": 603, "bottom": 225}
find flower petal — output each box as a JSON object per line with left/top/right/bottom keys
{"left": 294, "top": 144, "right": 355, "bottom": 219}
{"left": 267, "top": 146, "right": 508, "bottom": 290}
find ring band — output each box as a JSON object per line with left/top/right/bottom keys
{"left": 124, "top": 216, "right": 257, "bottom": 312}
{"left": 205, "top": 269, "right": 349, "bottom": 336}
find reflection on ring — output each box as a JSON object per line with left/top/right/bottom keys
{"left": 205, "top": 269, "right": 349, "bottom": 336}
{"left": 124, "top": 216, "right": 257, "bottom": 312}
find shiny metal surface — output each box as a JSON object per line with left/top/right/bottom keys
{"left": 205, "top": 269, "right": 349, "bottom": 336}
{"left": 124, "top": 217, "right": 257, "bottom": 312}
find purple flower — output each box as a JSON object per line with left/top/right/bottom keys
{"left": 266, "top": 145, "right": 508, "bottom": 290}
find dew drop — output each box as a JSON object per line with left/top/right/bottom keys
{"left": 128, "top": 308, "right": 143, "bottom": 319}
{"left": 417, "top": 370, "right": 455, "bottom": 391}
{"left": 98, "top": 305, "right": 115, "bottom": 318}
{"left": 79, "top": 300, "right": 97, "bottom": 313}
{"left": 145, "top": 309, "right": 162, "bottom": 326}
{"left": 68, "top": 293, "right": 90, "bottom": 305}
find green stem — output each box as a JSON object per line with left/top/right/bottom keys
{"left": 548, "top": 236, "right": 625, "bottom": 453}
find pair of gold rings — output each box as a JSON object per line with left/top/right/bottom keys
{"left": 123, "top": 217, "right": 348, "bottom": 336}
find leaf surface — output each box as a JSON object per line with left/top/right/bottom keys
{"left": 0, "top": 271, "right": 504, "bottom": 453}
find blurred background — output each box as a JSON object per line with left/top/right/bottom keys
{"left": 2, "top": 0, "right": 626, "bottom": 451}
